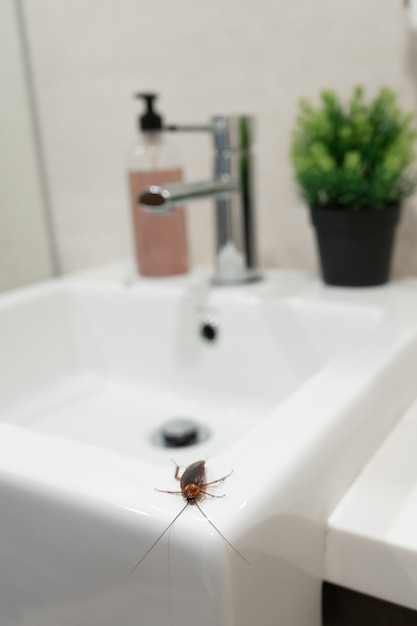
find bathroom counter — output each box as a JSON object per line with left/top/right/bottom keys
{"left": 325, "top": 393, "right": 417, "bottom": 612}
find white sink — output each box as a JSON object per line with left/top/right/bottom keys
{"left": 1, "top": 262, "right": 417, "bottom": 626}
{"left": 1, "top": 266, "right": 381, "bottom": 461}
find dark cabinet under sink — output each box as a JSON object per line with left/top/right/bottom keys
{"left": 323, "top": 582, "right": 417, "bottom": 626}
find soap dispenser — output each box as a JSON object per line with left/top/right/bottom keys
{"left": 127, "top": 93, "right": 189, "bottom": 277}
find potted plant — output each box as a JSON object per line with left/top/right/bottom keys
{"left": 290, "top": 86, "right": 417, "bottom": 286}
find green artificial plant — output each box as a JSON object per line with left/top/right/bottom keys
{"left": 290, "top": 86, "right": 417, "bottom": 210}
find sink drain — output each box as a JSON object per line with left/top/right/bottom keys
{"left": 152, "top": 418, "right": 210, "bottom": 448}
{"left": 200, "top": 319, "right": 218, "bottom": 343}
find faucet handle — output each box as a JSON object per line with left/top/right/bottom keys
{"left": 163, "top": 115, "right": 253, "bottom": 152}
{"left": 163, "top": 123, "right": 215, "bottom": 133}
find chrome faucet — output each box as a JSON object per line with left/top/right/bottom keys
{"left": 139, "top": 115, "right": 262, "bottom": 286}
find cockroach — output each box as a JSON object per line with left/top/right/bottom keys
{"left": 131, "top": 459, "right": 249, "bottom": 572}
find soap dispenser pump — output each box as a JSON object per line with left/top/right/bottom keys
{"left": 127, "top": 93, "right": 189, "bottom": 277}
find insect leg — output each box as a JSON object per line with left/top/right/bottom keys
{"left": 199, "top": 489, "right": 226, "bottom": 498}
{"left": 203, "top": 470, "right": 233, "bottom": 487}
{"left": 170, "top": 459, "right": 183, "bottom": 481}
{"left": 155, "top": 488, "right": 182, "bottom": 495}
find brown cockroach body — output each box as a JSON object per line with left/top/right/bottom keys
{"left": 163, "top": 459, "right": 231, "bottom": 502}
{"left": 131, "top": 460, "right": 248, "bottom": 572}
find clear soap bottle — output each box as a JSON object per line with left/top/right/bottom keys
{"left": 127, "top": 93, "right": 189, "bottom": 277}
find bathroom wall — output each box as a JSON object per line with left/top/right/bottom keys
{"left": 0, "top": 0, "right": 55, "bottom": 291}
{"left": 20, "top": 0, "right": 417, "bottom": 278}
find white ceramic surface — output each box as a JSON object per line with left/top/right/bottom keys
{"left": 2, "top": 263, "right": 417, "bottom": 626}
{"left": 1, "top": 265, "right": 381, "bottom": 461}
{"left": 326, "top": 392, "right": 417, "bottom": 612}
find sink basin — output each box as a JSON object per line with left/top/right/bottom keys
{"left": 2, "top": 262, "right": 417, "bottom": 626}
{"left": 1, "top": 266, "right": 381, "bottom": 460}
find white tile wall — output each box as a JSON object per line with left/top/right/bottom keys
{"left": 0, "top": 0, "right": 55, "bottom": 291}
{"left": 21, "top": 0, "right": 417, "bottom": 278}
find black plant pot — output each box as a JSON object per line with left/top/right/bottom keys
{"left": 310, "top": 205, "right": 401, "bottom": 287}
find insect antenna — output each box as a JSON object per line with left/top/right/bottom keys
{"left": 195, "top": 502, "right": 250, "bottom": 565}
{"left": 131, "top": 501, "right": 189, "bottom": 573}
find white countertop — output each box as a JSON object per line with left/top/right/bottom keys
{"left": 326, "top": 392, "right": 417, "bottom": 610}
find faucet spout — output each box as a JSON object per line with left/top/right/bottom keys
{"left": 139, "top": 114, "right": 262, "bottom": 286}
{"left": 139, "top": 178, "right": 239, "bottom": 214}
